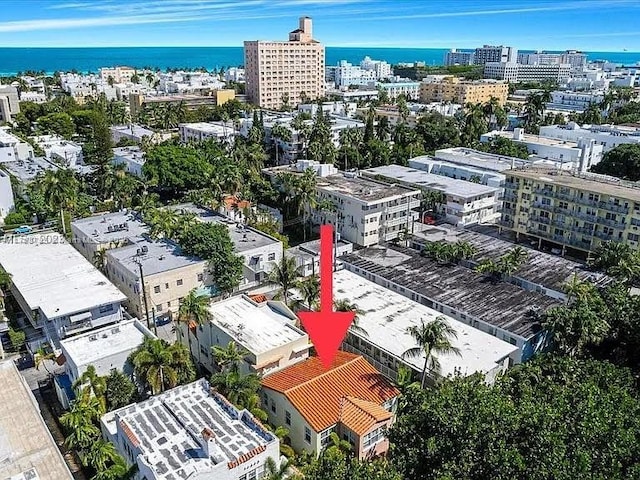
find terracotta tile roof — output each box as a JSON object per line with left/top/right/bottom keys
{"left": 339, "top": 396, "right": 392, "bottom": 436}
{"left": 261, "top": 352, "right": 399, "bottom": 432}
{"left": 223, "top": 195, "right": 251, "bottom": 211}
{"left": 120, "top": 419, "right": 140, "bottom": 448}
{"left": 249, "top": 294, "right": 268, "bottom": 303}
{"left": 227, "top": 444, "right": 266, "bottom": 469}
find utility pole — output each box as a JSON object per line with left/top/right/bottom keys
{"left": 135, "top": 258, "right": 151, "bottom": 330}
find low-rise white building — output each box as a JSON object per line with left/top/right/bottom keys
{"left": 101, "top": 379, "right": 281, "bottom": 480}
{"left": 0, "top": 169, "right": 15, "bottom": 223}
{"left": 539, "top": 122, "right": 640, "bottom": 152}
{"left": 376, "top": 81, "right": 420, "bottom": 100}
{"left": 335, "top": 269, "right": 517, "bottom": 384}
{"left": 56, "top": 319, "right": 154, "bottom": 408}
{"left": 112, "top": 146, "right": 146, "bottom": 177}
{"left": 334, "top": 60, "right": 377, "bottom": 88}
{"left": 481, "top": 128, "right": 604, "bottom": 172}
{"left": 0, "top": 233, "right": 126, "bottom": 350}
{"left": 547, "top": 91, "right": 605, "bottom": 113}
{"left": 182, "top": 295, "right": 309, "bottom": 376}
{"left": 286, "top": 238, "right": 353, "bottom": 277}
{"left": 484, "top": 62, "right": 572, "bottom": 83}
{"left": 179, "top": 122, "right": 235, "bottom": 144}
{"left": 110, "top": 124, "right": 164, "bottom": 145}
{"left": 0, "top": 128, "right": 34, "bottom": 163}
{"left": 31, "top": 135, "right": 83, "bottom": 167}
{"left": 364, "top": 164, "right": 501, "bottom": 226}
{"left": 1, "top": 156, "right": 58, "bottom": 184}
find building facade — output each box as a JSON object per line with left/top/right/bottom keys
{"left": 0, "top": 169, "right": 15, "bottom": 223}
{"left": 244, "top": 17, "right": 325, "bottom": 109}
{"left": 377, "top": 81, "right": 420, "bottom": 100}
{"left": 500, "top": 167, "right": 640, "bottom": 256}
{"left": 0, "top": 85, "right": 20, "bottom": 123}
{"left": 444, "top": 49, "right": 474, "bottom": 66}
{"left": 473, "top": 45, "right": 517, "bottom": 65}
{"left": 539, "top": 123, "right": 640, "bottom": 152}
{"left": 419, "top": 77, "right": 508, "bottom": 105}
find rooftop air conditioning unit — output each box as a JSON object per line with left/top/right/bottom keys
{"left": 141, "top": 246, "right": 149, "bottom": 254}
{"left": 89, "top": 335, "right": 97, "bottom": 341}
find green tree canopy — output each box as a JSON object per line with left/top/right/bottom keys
{"left": 36, "top": 112, "right": 75, "bottom": 139}
{"left": 590, "top": 144, "right": 640, "bottom": 181}
{"left": 142, "top": 144, "right": 213, "bottom": 197}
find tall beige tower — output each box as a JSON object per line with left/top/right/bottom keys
{"left": 244, "top": 16, "right": 325, "bottom": 109}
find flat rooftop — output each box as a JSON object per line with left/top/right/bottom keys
{"left": 169, "top": 204, "right": 280, "bottom": 253}
{"left": 334, "top": 270, "right": 518, "bottom": 378}
{"left": 110, "top": 124, "right": 155, "bottom": 137}
{"left": 3, "top": 157, "right": 58, "bottom": 183}
{"left": 432, "top": 147, "right": 530, "bottom": 171}
{"left": 112, "top": 146, "right": 145, "bottom": 165}
{"left": 340, "top": 245, "right": 560, "bottom": 339}
{"left": 179, "top": 122, "right": 229, "bottom": 134}
{"left": 104, "top": 379, "right": 275, "bottom": 480}
{"left": 0, "top": 360, "right": 74, "bottom": 479}
{"left": 72, "top": 210, "right": 148, "bottom": 245}
{"left": 412, "top": 225, "right": 611, "bottom": 293}
{"left": 487, "top": 130, "right": 581, "bottom": 148}
{"left": 314, "top": 173, "right": 419, "bottom": 203}
{"left": 60, "top": 319, "right": 149, "bottom": 367}
{"left": 208, "top": 296, "right": 306, "bottom": 356}
{"left": 508, "top": 167, "right": 640, "bottom": 201}
{"left": 364, "top": 165, "right": 498, "bottom": 198}
{"left": 107, "top": 237, "right": 204, "bottom": 277}
{"left": 0, "top": 233, "right": 126, "bottom": 319}
{"left": 0, "top": 129, "right": 21, "bottom": 146}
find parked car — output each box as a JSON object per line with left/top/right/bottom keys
{"left": 14, "top": 225, "right": 32, "bottom": 234}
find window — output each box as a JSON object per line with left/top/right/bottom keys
{"left": 320, "top": 427, "right": 334, "bottom": 447}
{"left": 285, "top": 410, "right": 291, "bottom": 426}
{"left": 177, "top": 279, "right": 183, "bottom": 286}
{"left": 629, "top": 233, "right": 640, "bottom": 242}
{"left": 304, "top": 427, "right": 312, "bottom": 443}
{"left": 156, "top": 304, "right": 163, "bottom": 312}
{"left": 99, "top": 304, "right": 114, "bottom": 314}
{"left": 154, "top": 285, "right": 160, "bottom": 293}
{"left": 363, "top": 426, "right": 385, "bottom": 449}
{"left": 268, "top": 252, "right": 276, "bottom": 261}
{"left": 165, "top": 283, "right": 169, "bottom": 289}
{"left": 197, "top": 273, "right": 204, "bottom": 282}
{"left": 271, "top": 399, "right": 276, "bottom": 413}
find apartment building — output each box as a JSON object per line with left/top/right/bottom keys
{"left": 100, "top": 66, "right": 136, "bottom": 83}
{"left": 419, "top": 77, "right": 508, "bottom": 105}
{"left": 481, "top": 128, "right": 604, "bottom": 172}
{"left": 0, "top": 128, "right": 34, "bottom": 163}
{"left": 179, "top": 121, "right": 236, "bottom": 144}
{"left": 364, "top": 164, "right": 501, "bottom": 226}
{"left": 286, "top": 238, "right": 353, "bottom": 277}
{"left": 539, "top": 123, "right": 640, "bottom": 152}
{"left": 110, "top": 124, "right": 163, "bottom": 145}
{"left": 31, "top": 135, "right": 83, "bottom": 167}
{"left": 335, "top": 270, "right": 517, "bottom": 384}
{"left": 484, "top": 62, "right": 572, "bottom": 83}
{"left": 334, "top": 60, "right": 376, "bottom": 88}
{"left": 0, "top": 169, "right": 14, "bottom": 223}
{"left": 129, "top": 91, "right": 234, "bottom": 119}
{"left": 0, "top": 233, "right": 126, "bottom": 350}
{"left": 261, "top": 352, "right": 399, "bottom": 458}
{"left": 264, "top": 160, "right": 422, "bottom": 247}
{"left": 182, "top": 295, "right": 310, "bottom": 376}
{"left": 101, "top": 379, "right": 280, "bottom": 480}
{"left": 55, "top": 319, "right": 154, "bottom": 408}
{"left": 500, "top": 167, "right": 640, "bottom": 256}
{"left": 112, "top": 146, "right": 146, "bottom": 177}
{"left": 244, "top": 17, "right": 325, "bottom": 109}
{"left": 376, "top": 81, "right": 421, "bottom": 100}
{"left": 473, "top": 45, "right": 517, "bottom": 65}
{"left": 483, "top": 62, "right": 520, "bottom": 82}
{"left": 340, "top": 245, "right": 560, "bottom": 363}
{"left": 0, "top": 85, "right": 19, "bottom": 123}
{"left": 548, "top": 91, "right": 605, "bottom": 113}
{"left": 360, "top": 56, "right": 392, "bottom": 79}
{"left": 444, "top": 49, "right": 474, "bottom": 66}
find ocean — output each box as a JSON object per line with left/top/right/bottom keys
{"left": 1, "top": 47, "right": 639, "bottom": 75}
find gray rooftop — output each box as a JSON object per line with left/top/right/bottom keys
{"left": 106, "top": 237, "right": 205, "bottom": 277}
{"left": 110, "top": 124, "right": 155, "bottom": 138}
{"left": 72, "top": 211, "right": 148, "bottom": 245}
{"left": 0, "top": 361, "right": 74, "bottom": 479}
{"left": 412, "top": 225, "right": 611, "bottom": 294}
{"left": 169, "top": 204, "right": 280, "bottom": 253}
{"left": 432, "top": 147, "right": 530, "bottom": 172}
{"left": 106, "top": 379, "right": 275, "bottom": 480}
{"left": 3, "top": 157, "right": 58, "bottom": 183}
{"left": 315, "top": 174, "right": 419, "bottom": 203}
{"left": 364, "top": 165, "right": 498, "bottom": 199}
{"left": 340, "top": 245, "right": 560, "bottom": 339}
{"left": 112, "top": 146, "right": 146, "bottom": 166}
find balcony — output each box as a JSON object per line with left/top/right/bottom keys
{"left": 501, "top": 206, "right": 516, "bottom": 215}
{"left": 498, "top": 219, "right": 514, "bottom": 229}
{"left": 504, "top": 181, "right": 519, "bottom": 190}
{"left": 599, "top": 202, "right": 630, "bottom": 215}
{"left": 553, "top": 206, "right": 572, "bottom": 214}
{"left": 574, "top": 211, "right": 598, "bottom": 223}
{"left": 575, "top": 196, "right": 600, "bottom": 208}
{"left": 594, "top": 230, "right": 615, "bottom": 241}
{"left": 595, "top": 216, "right": 624, "bottom": 228}
{"left": 553, "top": 191, "right": 575, "bottom": 202}
{"left": 566, "top": 237, "right": 593, "bottom": 250}
{"left": 567, "top": 224, "right": 594, "bottom": 235}
{"left": 530, "top": 215, "right": 551, "bottom": 225}
{"left": 534, "top": 187, "right": 553, "bottom": 196}
{"left": 532, "top": 201, "right": 553, "bottom": 212}
{"left": 503, "top": 192, "right": 517, "bottom": 202}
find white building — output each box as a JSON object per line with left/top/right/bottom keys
{"left": 481, "top": 128, "right": 605, "bottom": 172}
{"left": 484, "top": 62, "right": 572, "bottom": 83}
{"left": 0, "top": 233, "right": 126, "bottom": 350}
{"left": 286, "top": 238, "right": 353, "bottom": 277}
{"left": 298, "top": 101, "right": 357, "bottom": 118}
{"left": 101, "top": 379, "right": 281, "bottom": 480}
{"left": 363, "top": 164, "right": 501, "bottom": 226}
{"left": 473, "top": 45, "right": 517, "bottom": 65}
{"left": 31, "top": 135, "right": 83, "bottom": 167}
{"left": 224, "top": 67, "right": 245, "bottom": 83}
{"left": 539, "top": 122, "right": 640, "bottom": 152}
{"left": 179, "top": 122, "right": 235, "bottom": 144}
{"left": 264, "top": 160, "right": 422, "bottom": 247}
{"left": 182, "top": 295, "right": 310, "bottom": 376}
{"left": 547, "top": 91, "right": 605, "bottom": 113}
{"left": 0, "top": 85, "right": 20, "bottom": 123}
{"left": 360, "top": 56, "right": 393, "bottom": 79}
{"left": 112, "top": 146, "right": 146, "bottom": 177}
{"left": 1, "top": 156, "right": 58, "bottom": 185}
{"left": 0, "top": 360, "right": 74, "bottom": 479}
{"left": 0, "top": 128, "right": 34, "bottom": 163}
{"left": 483, "top": 62, "right": 519, "bottom": 82}
{"left": 110, "top": 124, "right": 163, "bottom": 145}
{"left": 56, "top": 319, "right": 154, "bottom": 409}
{"left": 100, "top": 66, "right": 137, "bottom": 84}
{"left": 0, "top": 169, "right": 15, "bottom": 223}
{"left": 335, "top": 269, "right": 517, "bottom": 384}
{"left": 376, "top": 81, "right": 420, "bottom": 100}
{"left": 444, "top": 49, "right": 474, "bottom": 66}
{"left": 334, "top": 60, "right": 376, "bottom": 88}
{"left": 19, "top": 91, "right": 47, "bottom": 103}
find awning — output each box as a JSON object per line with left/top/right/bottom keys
{"left": 69, "top": 311, "right": 92, "bottom": 323}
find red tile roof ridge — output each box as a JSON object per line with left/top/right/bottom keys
{"left": 281, "top": 354, "right": 361, "bottom": 393}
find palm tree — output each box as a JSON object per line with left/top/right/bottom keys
{"left": 131, "top": 338, "right": 184, "bottom": 395}
{"left": 271, "top": 124, "right": 292, "bottom": 165}
{"left": 269, "top": 425, "right": 295, "bottom": 458}
{"left": 264, "top": 457, "right": 294, "bottom": 480}
{"left": 80, "top": 440, "right": 118, "bottom": 471}
{"left": 325, "top": 431, "right": 352, "bottom": 455}
{"left": 60, "top": 396, "right": 103, "bottom": 450}
{"left": 505, "top": 246, "right": 528, "bottom": 266}
{"left": 38, "top": 169, "right": 80, "bottom": 235}
{"left": 269, "top": 255, "right": 300, "bottom": 306}
{"left": 92, "top": 454, "right": 138, "bottom": 480}
{"left": 402, "top": 317, "right": 461, "bottom": 388}
{"left": 297, "top": 168, "right": 318, "bottom": 242}
{"left": 296, "top": 275, "right": 320, "bottom": 310}
{"left": 73, "top": 365, "right": 107, "bottom": 414}
{"left": 212, "top": 340, "right": 248, "bottom": 373}
{"left": 34, "top": 344, "right": 56, "bottom": 374}
{"left": 93, "top": 248, "right": 108, "bottom": 273}
{"left": 334, "top": 298, "right": 368, "bottom": 336}
{"left": 210, "top": 369, "right": 261, "bottom": 409}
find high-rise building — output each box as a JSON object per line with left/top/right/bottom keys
{"left": 0, "top": 85, "right": 19, "bottom": 123}
{"left": 473, "top": 45, "right": 517, "bottom": 65}
{"left": 244, "top": 17, "right": 325, "bottom": 109}
{"left": 560, "top": 50, "right": 588, "bottom": 71}
{"left": 444, "top": 49, "right": 474, "bottom": 66}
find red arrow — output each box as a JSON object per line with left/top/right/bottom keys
{"left": 298, "top": 224, "right": 355, "bottom": 369}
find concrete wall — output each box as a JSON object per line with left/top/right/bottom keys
{"left": 0, "top": 170, "right": 15, "bottom": 223}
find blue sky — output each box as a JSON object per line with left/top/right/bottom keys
{"left": 0, "top": 0, "right": 639, "bottom": 50}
